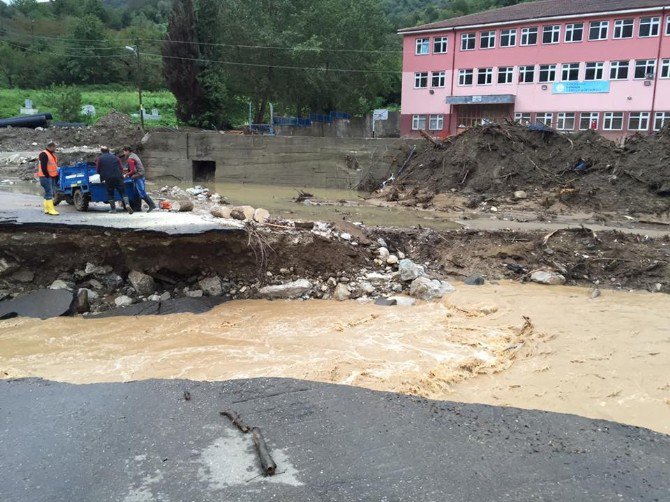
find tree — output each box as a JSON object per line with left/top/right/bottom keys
{"left": 10, "top": 0, "right": 41, "bottom": 17}
{"left": 0, "top": 43, "right": 21, "bottom": 87}
{"left": 49, "top": 84, "right": 83, "bottom": 122}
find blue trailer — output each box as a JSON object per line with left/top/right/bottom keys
{"left": 54, "top": 162, "right": 140, "bottom": 212}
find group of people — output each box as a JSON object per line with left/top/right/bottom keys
{"left": 37, "top": 143, "right": 156, "bottom": 216}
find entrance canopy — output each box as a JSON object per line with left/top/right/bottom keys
{"left": 447, "top": 94, "right": 516, "bottom": 105}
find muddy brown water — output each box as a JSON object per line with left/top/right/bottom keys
{"left": 1, "top": 282, "right": 668, "bottom": 434}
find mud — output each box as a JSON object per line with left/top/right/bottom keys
{"left": 388, "top": 123, "right": 670, "bottom": 215}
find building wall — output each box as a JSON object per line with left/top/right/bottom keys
{"left": 274, "top": 112, "right": 401, "bottom": 139}
{"left": 401, "top": 9, "right": 670, "bottom": 139}
{"left": 141, "top": 132, "right": 412, "bottom": 189}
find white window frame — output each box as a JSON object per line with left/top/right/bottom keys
{"left": 414, "top": 72, "right": 428, "bottom": 88}
{"left": 654, "top": 112, "right": 669, "bottom": 131}
{"left": 613, "top": 19, "right": 634, "bottom": 39}
{"left": 458, "top": 69, "right": 473, "bottom": 86}
{"left": 518, "top": 65, "right": 535, "bottom": 83}
{"left": 585, "top": 62, "right": 605, "bottom": 81}
{"left": 639, "top": 16, "right": 660, "bottom": 37}
{"left": 461, "top": 33, "right": 476, "bottom": 51}
{"left": 536, "top": 113, "right": 553, "bottom": 127}
{"left": 477, "top": 67, "right": 493, "bottom": 85}
{"left": 603, "top": 112, "right": 624, "bottom": 131}
{"left": 542, "top": 25, "right": 561, "bottom": 44}
{"left": 415, "top": 38, "right": 429, "bottom": 55}
{"left": 538, "top": 64, "right": 557, "bottom": 83}
{"left": 520, "top": 27, "right": 538, "bottom": 46}
{"left": 580, "top": 112, "right": 600, "bottom": 130}
{"left": 565, "top": 23, "right": 583, "bottom": 42}
{"left": 514, "top": 113, "right": 531, "bottom": 124}
{"left": 433, "top": 37, "right": 448, "bottom": 54}
{"left": 610, "top": 60, "right": 630, "bottom": 80}
{"left": 634, "top": 59, "right": 657, "bottom": 79}
{"left": 480, "top": 30, "right": 496, "bottom": 49}
{"left": 411, "top": 115, "right": 427, "bottom": 131}
{"left": 431, "top": 71, "right": 446, "bottom": 88}
{"left": 561, "top": 63, "right": 580, "bottom": 81}
{"left": 666, "top": 16, "right": 670, "bottom": 36}
{"left": 589, "top": 20, "right": 609, "bottom": 41}
{"left": 661, "top": 59, "right": 670, "bottom": 79}
{"left": 500, "top": 29, "right": 517, "bottom": 47}
{"left": 628, "top": 112, "right": 650, "bottom": 131}
{"left": 428, "top": 114, "right": 444, "bottom": 131}
{"left": 498, "top": 66, "right": 514, "bottom": 84}
{"left": 557, "top": 112, "right": 575, "bottom": 131}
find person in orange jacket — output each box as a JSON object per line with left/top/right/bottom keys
{"left": 37, "top": 142, "right": 59, "bottom": 216}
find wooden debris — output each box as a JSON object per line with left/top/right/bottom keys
{"left": 252, "top": 427, "right": 277, "bottom": 476}
{"left": 220, "top": 410, "right": 250, "bottom": 433}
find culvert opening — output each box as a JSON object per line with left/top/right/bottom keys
{"left": 193, "top": 160, "right": 216, "bottom": 182}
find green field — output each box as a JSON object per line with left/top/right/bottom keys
{"left": 0, "top": 87, "right": 177, "bottom": 127}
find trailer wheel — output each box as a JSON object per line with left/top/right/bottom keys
{"left": 73, "top": 189, "right": 89, "bottom": 212}
{"left": 65, "top": 196, "right": 74, "bottom": 205}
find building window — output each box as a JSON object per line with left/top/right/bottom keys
{"left": 518, "top": 65, "right": 535, "bottom": 83}
{"left": 603, "top": 112, "right": 624, "bottom": 130}
{"left": 458, "top": 69, "right": 473, "bottom": 86}
{"left": 613, "top": 19, "right": 634, "bottom": 39}
{"left": 538, "top": 64, "right": 557, "bottom": 82}
{"left": 654, "top": 112, "right": 669, "bottom": 131}
{"left": 565, "top": 23, "right": 583, "bottom": 42}
{"left": 561, "top": 63, "right": 580, "bottom": 81}
{"left": 429, "top": 114, "right": 444, "bottom": 131}
{"left": 433, "top": 37, "right": 448, "bottom": 54}
{"left": 514, "top": 113, "right": 531, "bottom": 124}
{"left": 500, "top": 29, "right": 516, "bottom": 47}
{"left": 580, "top": 112, "right": 600, "bottom": 130}
{"left": 628, "top": 112, "right": 650, "bottom": 131}
{"left": 661, "top": 59, "right": 670, "bottom": 79}
{"left": 480, "top": 31, "right": 496, "bottom": 49}
{"left": 414, "top": 72, "right": 428, "bottom": 88}
{"left": 543, "top": 25, "right": 560, "bottom": 44}
{"left": 477, "top": 68, "right": 493, "bottom": 85}
{"left": 498, "top": 66, "right": 514, "bottom": 84}
{"left": 431, "top": 71, "right": 446, "bottom": 88}
{"left": 666, "top": 16, "right": 670, "bottom": 36}
{"left": 585, "top": 62, "right": 605, "bottom": 80}
{"left": 557, "top": 113, "right": 576, "bottom": 131}
{"left": 536, "top": 113, "right": 553, "bottom": 127}
{"left": 639, "top": 17, "right": 660, "bottom": 37}
{"left": 589, "top": 21, "right": 609, "bottom": 40}
{"left": 412, "top": 115, "right": 427, "bottom": 131}
{"left": 520, "top": 27, "right": 538, "bottom": 45}
{"left": 610, "top": 60, "right": 630, "bottom": 80}
{"left": 415, "top": 38, "right": 429, "bottom": 55}
{"left": 634, "top": 59, "right": 656, "bottom": 79}
{"left": 461, "top": 33, "right": 476, "bottom": 51}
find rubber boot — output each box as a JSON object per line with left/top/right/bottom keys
{"left": 123, "top": 197, "right": 134, "bottom": 214}
{"left": 144, "top": 196, "right": 156, "bottom": 212}
{"left": 45, "top": 200, "right": 59, "bottom": 216}
{"left": 43, "top": 200, "right": 49, "bottom": 214}
{"left": 108, "top": 201, "right": 117, "bottom": 213}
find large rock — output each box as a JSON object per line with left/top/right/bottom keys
{"left": 76, "top": 289, "right": 91, "bottom": 314}
{"left": 464, "top": 274, "right": 485, "bottom": 286}
{"left": 11, "top": 270, "right": 34, "bottom": 283}
{"left": 128, "top": 271, "right": 156, "bottom": 297}
{"left": 231, "top": 206, "right": 255, "bottom": 221}
{"left": 398, "top": 259, "right": 425, "bottom": 282}
{"left": 0, "top": 289, "right": 75, "bottom": 320}
{"left": 410, "top": 277, "right": 456, "bottom": 301}
{"left": 49, "top": 279, "right": 74, "bottom": 291}
{"left": 114, "top": 295, "right": 134, "bottom": 307}
{"left": 103, "top": 273, "right": 124, "bottom": 291}
{"left": 253, "top": 208, "right": 270, "bottom": 224}
{"left": 333, "top": 283, "right": 351, "bottom": 301}
{"left": 259, "top": 279, "right": 312, "bottom": 299}
{"left": 530, "top": 270, "right": 566, "bottom": 286}
{"left": 210, "top": 206, "right": 232, "bottom": 219}
{"left": 199, "top": 276, "right": 223, "bottom": 297}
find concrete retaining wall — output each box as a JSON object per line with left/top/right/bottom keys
{"left": 274, "top": 112, "right": 401, "bottom": 139}
{"left": 141, "top": 131, "right": 414, "bottom": 189}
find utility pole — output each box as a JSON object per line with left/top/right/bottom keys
{"left": 125, "top": 43, "right": 144, "bottom": 130}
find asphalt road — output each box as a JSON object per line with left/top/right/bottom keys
{"left": 1, "top": 378, "right": 668, "bottom": 501}
{"left": 0, "top": 191, "right": 242, "bottom": 235}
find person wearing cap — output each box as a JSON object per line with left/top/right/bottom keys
{"left": 95, "top": 147, "right": 133, "bottom": 214}
{"left": 37, "top": 142, "right": 60, "bottom": 216}
{"left": 122, "top": 147, "right": 156, "bottom": 212}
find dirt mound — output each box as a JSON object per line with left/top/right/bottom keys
{"left": 0, "top": 111, "right": 143, "bottom": 152}
{"left": 392, "top": 123, "right": 670, "bottom": 215}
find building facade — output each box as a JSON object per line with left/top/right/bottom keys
{"left": 399, "top": 0, "right": 670, "bottom": 139}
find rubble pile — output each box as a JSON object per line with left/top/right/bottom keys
{"left": 387, "top": 123, "right": 670, "bottom": 214}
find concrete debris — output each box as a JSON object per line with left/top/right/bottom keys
{"left": 253, "top": 208, "right": 270, "bottom": 224}
{"left": 171, "top": 200, "right": 194, "bottom": 212}
{"left": 128, "top": 271, "right": 156, "bottom": 297}
{"left": 49, "top": 279, "right": 73, "bottom": 291}
{"left": 114, "top": 295, "right": 134, "bottom": 308}
{"left": 388, "top": 295, "right": 416, "bottom": 307}
{"left": 199, "top": 276, "right": 223, "bottom": 297}
{"left": 387, "top": 255, "right": 399, "bottom": 265}
{"left": 210, "top": 206, "right": 232, "bottom": 219}
{"left": 378, "top": 247, "right": 390, "bottom": 261}
{"left": 185, "top": 289, "right": 204, "bottom": 298}
{"left": 0, "top": 289, "right": 75, "bottom": 320}
{"left": 514, "top": 191, "right": 528, "bottom": 200}
{"left": 231, "top": 206, "right": 256, "bottom": 221}
{"left": 409, "top": 277, "right": 455, "bottom": 301}
{"left": 333, "top": 283, "right": 351, "bottom": 301}
{"left": 398, "top": 259, "right": 426, "bottom": 282}
{"left": 530, "top": 270, "right": 567, "bottom": 286}
{"left": 259, "top": 279, "right": 312, "bottom": 299}
{"left": 358, "top": 281, "right": 376, "bottom": 295}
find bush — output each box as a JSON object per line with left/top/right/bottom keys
{"left": 49, "top": 85, "right": 83, "bottom": 122}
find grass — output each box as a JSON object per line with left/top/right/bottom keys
{"left": 0, "top": 87, "right": 178, "bottom": 127}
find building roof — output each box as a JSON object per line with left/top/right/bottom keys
{"left": 399, "top": 0, "right": 670, "bottom": 33}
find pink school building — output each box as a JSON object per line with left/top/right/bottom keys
{"left": 399, "top": 0, "right": 670, "bottom": 139}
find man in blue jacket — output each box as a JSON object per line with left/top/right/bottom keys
{"left": 95, "top": 147, "right": 133, "bottom": 214}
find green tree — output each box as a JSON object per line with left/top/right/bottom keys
{"left": 10, "top": 0, "right": 41, "bottom": 17}
{"left": 49, "top": 84, "right": 82, "bottom": 121}
{"left": 0, "top": 42, "right": 21, "bottom": 87}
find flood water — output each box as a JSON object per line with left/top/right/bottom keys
{"left": 2, "top": 282, "right": 669, "bottom": 434}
